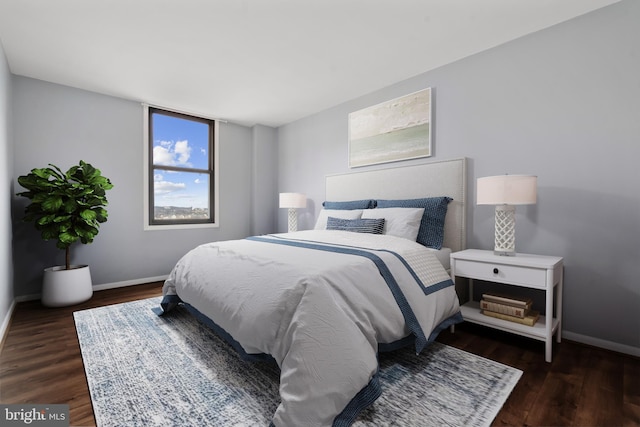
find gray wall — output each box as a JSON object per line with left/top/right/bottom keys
{"left": 0, "top": 41, "right": 14, "bottom": 333}
{"left": 251, "top": 124, "right": 278, "bottom": 236}
{"left": 278, "top": 0, "right": 640, "bottom": 352}
{"left": 11, "top": 77, "right": 277, "bottom": 296}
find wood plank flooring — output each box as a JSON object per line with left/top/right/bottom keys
{"left": 1, "top": 283, "right": 638, "bottom": 426}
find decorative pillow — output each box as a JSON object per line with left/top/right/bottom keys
{"left": 314, "top": 209, "right": 363, "bottom": 230}
{"left": 326, "top": 217, "right": 385, "bottom": 234}
{"left": 375, "top": 197, "right": 452, "bottom": 249}
{"left": 322, "top": 199, "right": 376, "bottom": 210}
{"left": 361, "top": 207, "right": 424, "bottom": 241}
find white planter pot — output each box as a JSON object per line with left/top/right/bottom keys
{"left": 42, "top": 265, "right": 93, "bottom": 307}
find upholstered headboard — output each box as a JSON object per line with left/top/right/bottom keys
{"left": 325, "top": 158, "right": 467, "bottom": 253}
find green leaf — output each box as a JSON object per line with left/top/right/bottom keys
{"left": 53, "top": 215, "right": 71, "bottom": 223}
{"left": 32, "top": 168, "right": 56, "bottom": 180}
{"left": 63, "top": 199, "right": 77, "bottom": 213}
{"left": 59, "top": 232, "right": 78, "bottom": 245}
{"left": 47, "top": 164, "right": 65, "bottom": 178}
{"left": 79, "top": 209, "right": 97, "bottom": 221}
{"left": 83, "top": 163, "right": 97, "bottom": 179}
{"left": 41, "top": 229, "right": 58, "bottom": 240}
{"left": 32, "top": 193, "right": 50, "bottom": 203}
{"left": 95, "top": 208, "right": 108, "bottom": 222}
{"left": 75, "top": 223, "right": 98, "bottom": 244}
{"left": 41, "top": 196, "right": 63, "bottom": 212}
{"left": 36, "top": 214, "right": 56, "bottom": 226}
{"left": 79, "top": 236, "right": 93, "bottom": 245}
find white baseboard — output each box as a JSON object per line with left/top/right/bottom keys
{"left": 563, "top": 330, "right": 640, "bottom": 358}
{"left": 14, "top": 275, "right": 169, "bottom": 302}
{"left": 0, "top": 299, "right": 17, "bottom": 352}
{"left": 15, "top": 293, "right": 39, "bottom": 302}
{"left": 92, "top": 275, "right": 168, "bottom": 291}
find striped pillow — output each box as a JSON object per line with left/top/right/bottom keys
{"left": 326, "top": 217, "right": 385, "bottom": 234}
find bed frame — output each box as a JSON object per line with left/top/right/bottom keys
{"left": 325, "top": 157, "right": 467, "bottom": 253}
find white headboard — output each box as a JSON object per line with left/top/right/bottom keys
{"left": 325, "top": 158, "right": 467, "bottom": 253}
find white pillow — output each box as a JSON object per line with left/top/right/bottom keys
{"left": 361, "top": 207, "right": 425, "bottom": 241}
{"left": 314, "top": 209, "right": 363, "bottom": 230}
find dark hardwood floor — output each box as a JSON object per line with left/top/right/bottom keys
{"left": 1, "top": 283, "right": 638, "bottom": 426}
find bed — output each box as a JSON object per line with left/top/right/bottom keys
{"left": 159, "top": 158, "right": 467, "bottom": 427}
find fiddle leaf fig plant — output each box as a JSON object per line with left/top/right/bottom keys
{"left": 16, "top": 160, "right": 114, "bottom": 270}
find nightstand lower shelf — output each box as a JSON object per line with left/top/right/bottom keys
{"left": 461, "top": 301, "right": 560, "bottom": 342}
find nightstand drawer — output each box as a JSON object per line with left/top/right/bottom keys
{"left": 454, "top": 259, "right": 547, "bottom": 288}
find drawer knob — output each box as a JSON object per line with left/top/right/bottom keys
{"left": 493, "top": 268, "right": 499, "bottom": 274}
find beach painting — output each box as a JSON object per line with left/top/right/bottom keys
{"left": 348, "top": 88, "right": 431, "bottom": 168}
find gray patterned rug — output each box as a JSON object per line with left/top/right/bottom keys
{"left": 74, "top": 297, "right": 522, "bottom": 427}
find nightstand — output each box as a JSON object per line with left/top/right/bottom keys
{"left": 450, "top": 249, "right": 563, "bottom": 362}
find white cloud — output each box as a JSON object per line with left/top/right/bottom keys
{"left": 194, "top": 178, "right": 203, "bottom": 184}
{"left": 153, "top": 145, "right": 174, "bottom": 166}
{"left": 153, "top": 139, "right": 192, "bottom": 167}
{"left": 154, "top": 180, "right": 186, "bottom": 195}
{"left": 174, "top": 140, "right": 191, "bottom": 164}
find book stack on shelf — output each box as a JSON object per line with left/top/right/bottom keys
{"left": 480, "top": 293, "right": 540, "bottom": 326}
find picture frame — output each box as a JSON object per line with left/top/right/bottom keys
{"left": 348, "top": 87, "right": 432, "bottom": 168}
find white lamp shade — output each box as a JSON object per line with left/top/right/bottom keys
{"left": 477, "top": 175, "right": 537, "bottom": 205}
{"left": 279, "top": 192, "right": 307, "bottom": 209}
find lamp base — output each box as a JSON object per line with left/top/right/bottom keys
{"left": 494, "top": 249, "right": 516, "bottom": 257}
{"left": 287, "top": 208, "right": 298, "bottom": 233}
{"left": 494, "top": 205, "right": 516, "bottom": 256}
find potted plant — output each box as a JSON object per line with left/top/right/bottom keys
{"left": 16, "top": 160, "right": 114, "bottom": 307}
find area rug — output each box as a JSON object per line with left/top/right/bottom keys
{"left": 74, "top": 297, "right": 522, "bottom": 427}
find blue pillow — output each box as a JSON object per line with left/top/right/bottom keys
{"left": 326, "top": 217, "right": 385, "bottom": 234}
{"left": 376, "top": 197, "right": 452, "bottom": 249}
{"left": 323, "top": 199, "right": 376, "bottom": 210}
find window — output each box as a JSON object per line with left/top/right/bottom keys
{"left": 145, "top": 107, "right": 218, "bottom": 228}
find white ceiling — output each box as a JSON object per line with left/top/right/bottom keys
{"left": 0, "top": 0, "right": 620, "bottom": 127}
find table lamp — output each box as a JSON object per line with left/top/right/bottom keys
{"left": 477, "top": 175, "right": 537, "bottom": 256}
{"left": 279, "top": 192, "right": 307, "bottom": 232}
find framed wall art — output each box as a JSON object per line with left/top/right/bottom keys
{"left": 348, "top": 87, "right": 432, "bottom": 168}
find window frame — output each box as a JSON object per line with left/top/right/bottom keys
{"left": 143, "top": 105, "right": 220, "bottom": 230}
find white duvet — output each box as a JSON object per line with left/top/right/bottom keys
{"left": 162, "top": 230, "right": 461, "bottom": 426}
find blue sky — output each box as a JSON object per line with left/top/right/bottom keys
{"left": 152, "top": 112, "right": 210, "bottom": 209}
